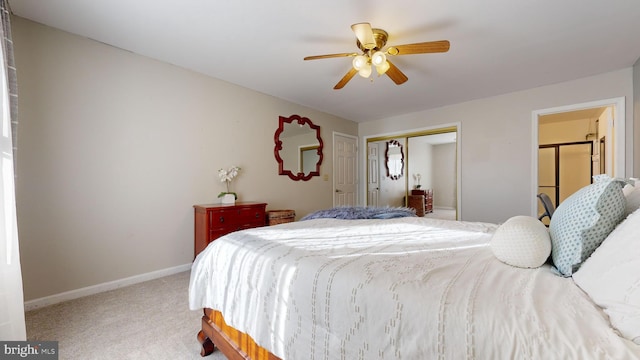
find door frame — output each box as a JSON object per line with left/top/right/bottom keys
{"left": 530, "top": 97, "right": 626, "bottom": 217}
{"left": 361, "top": 122, "right": 461, "bottom": 219}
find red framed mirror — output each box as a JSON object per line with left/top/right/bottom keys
{"left": 274, "top": 114, "right": 323, "bottom": 181}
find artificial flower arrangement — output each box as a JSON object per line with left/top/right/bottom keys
{"left": 218, "top": 166, "right": 241, "bottom": 200}
{"left": 413, "top": 173, "right": 422, "bottom": 189}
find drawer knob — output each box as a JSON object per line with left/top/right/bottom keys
{"left": 219, "top": 216, "right": 225, "bottom": 223}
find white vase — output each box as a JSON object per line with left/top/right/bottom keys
{"left": 220, "top": 193, "right": 236, "bottom": 205}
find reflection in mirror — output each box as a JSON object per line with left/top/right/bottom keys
{"left": 274, "top": 114, "right": 323, "bottom": 181}
{"left": 385, "top": 140, "right": 404, "bottom": 180}
{"left": 300, "top": 145, "right": 320, "bottom": 174}
{"left": 366, "top": 128, "right": 458, "bottom": 220}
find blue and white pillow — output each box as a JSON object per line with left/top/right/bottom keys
{"left": 549, "top": 176, "right": 626, "bottom": 277}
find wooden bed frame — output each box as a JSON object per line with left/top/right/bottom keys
{"left": 198, "top": 308, "right": 281, "bottom": 360}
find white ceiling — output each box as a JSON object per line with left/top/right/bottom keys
{"left": 9, "top": 0, "right": 640, "bottom": 123}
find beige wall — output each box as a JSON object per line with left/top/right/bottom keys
{"left": 359, "top": 68, "right": 634, "bottom": 223}
{"left": 432, "top": 143, "right": 456, "bottom": 209}
{"left": 13, "top": 17, "right": 357, "bottom": 301}
{"left": 538, "top": 118, "right": 597, "bottom": 145}
{"left": 407, "top": 140, "right": 433, "bottom": 190}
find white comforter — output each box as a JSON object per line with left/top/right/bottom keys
{"left": 189, "top": 217, "right": 640, "bottom": 360}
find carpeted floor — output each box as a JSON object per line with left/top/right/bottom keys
{"left": 25, "top": 271, "right": 226, "bottom": 360}
{"left": 423, "top": 207, "right": 457, "bottom": 220}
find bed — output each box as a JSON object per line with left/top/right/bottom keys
{"left": 189, "top": 178, "right": 640, "bottom": 359}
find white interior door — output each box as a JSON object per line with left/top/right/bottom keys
{"left": 334, "top": 133, "right": 358, "bottom": 206}
{"left": 367, "top": 142, "right": 379, "bottom": 206}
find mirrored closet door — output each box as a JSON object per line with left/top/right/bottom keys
{"left": 366, "top": 127, "right": 458, "bottom": 220}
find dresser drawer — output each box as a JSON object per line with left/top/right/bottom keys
{"left": 194, "top": 202, "right": 267, "bottom": 258}
{"left": 210, "top": 207, "right": 265, "bottom": 227}
{"left": 209, "top": 222, "right": 258, "bottom": 240}
{"left": 209, "top": 228, "right": 234, "bottom": 241}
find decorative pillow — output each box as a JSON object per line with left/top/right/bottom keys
{"left": 623, "top": 178, "right": 640, "bottom": 216}
{"left": 549, "top": 177, "right": 626, "bottom": 277}
{"left": 490, "top": 216, "right": 551, "bottom": 268}
{"left": 573, "top": 208, "right": 640, "bottom": 345}
{"left": 622, "top": 178, "right": 638, "bottom": 196}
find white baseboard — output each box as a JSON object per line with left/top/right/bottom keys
{"left": 24, "top": 263, "right": 192, "bottom": 311}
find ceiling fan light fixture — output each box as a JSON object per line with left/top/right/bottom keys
{"left": 304, "top": 23, "right": 450, "bottom": 89}
{"left": 371, "top": 51, "right": 386, "bottom": 66}
{"left": 375, "top": 60, "right": 390, "bottom": 75}
{"left": 358, "top": 64, "right": 372, "bottom": 78}
{"left": 352, "top": 55, "right": 368, "bottom": 71}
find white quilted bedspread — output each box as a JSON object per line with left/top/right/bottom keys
{"left": 189, "top": 217, "right": 640, "bottom": 360}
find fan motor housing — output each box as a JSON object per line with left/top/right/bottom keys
{"left": 356, "top": 28, "right": 388, "bottom": 52}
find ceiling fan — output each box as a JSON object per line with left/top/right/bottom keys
{"left": 304, "top": 22, "right": 450, "bottom": 89}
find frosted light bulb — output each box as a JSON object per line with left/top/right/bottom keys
{"left": 371, "top": 51, "right": 386, "bottom": 66}
{"left": 352, "top": 55, "right": 368, "bottom": 70}
{"left": 358, "top": 64, "right": 372, "bottom": 78}
{"left": 375, "top": 60, "right": 390, "bottom": 75}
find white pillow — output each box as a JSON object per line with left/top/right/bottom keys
{"left": 573, "top": 208, "right": 640, "bottom": 345}
{"left": 623, "top": 178, "right": 640, "bottom": 216}
{"left": 490, "top": 216, "right": 551, "bottom": 268}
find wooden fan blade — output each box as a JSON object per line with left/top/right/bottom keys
{"left": 304, "top": 52, "right": 358, "bottom": 61}
{"left": 334, "top": 68, "right": 358, "bottom": 90}
{"left": 387, "top": 40, "right": 450, "bottom": 55}
{"left": 351, "top": 22, "right": 376, "bottom": 50}
{"left": 385, "top": 61, "right": 408, "bottom": 85}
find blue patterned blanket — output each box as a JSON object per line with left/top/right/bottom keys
{"left": 300, "top": 206, "right": 416, "bottom": 221}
